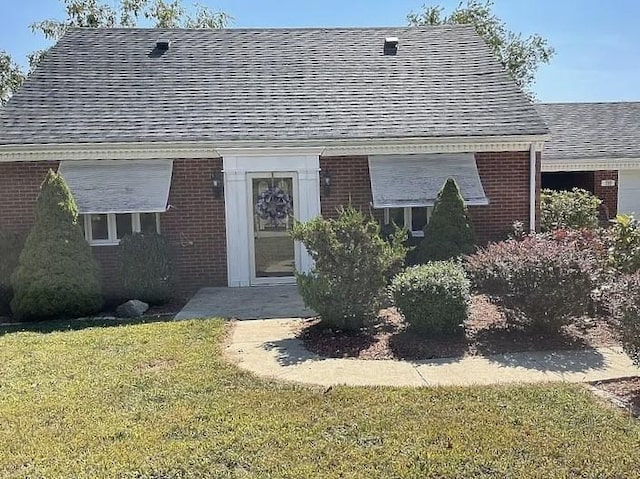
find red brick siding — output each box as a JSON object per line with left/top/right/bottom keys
{"left": 319, "top": 156, "right": 382, "bottom": 223}
{"left": 0, "top": 159, "right": 227, "bottom": 297}
{"left": 320, "top": 152, "right": 537, "bottom": 244}
{"left": 162, "top": 158, "right": 227, "bottom": 292}
{"left": 593, "top": 170, "right": 618, "bottom": 220}
{"left": 469, "top": 151, "right": 539, "bottom": 242}
{"left": 0, "top": 161, "right": 59, "bottom": 234}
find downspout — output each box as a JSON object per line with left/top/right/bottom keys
{"left": 529, "top": 143, "right": 537, "bottom": 232}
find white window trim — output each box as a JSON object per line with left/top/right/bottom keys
{"left": 383, "top": 207, "right": 432, "bottom": 238}
{"left": 83, "top": 213, "right": 160, "bottom": 246}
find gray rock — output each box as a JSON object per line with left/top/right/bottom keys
{"left": 116, "top": 299, "right": 149, "bottom": 318}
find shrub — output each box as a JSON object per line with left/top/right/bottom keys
{"left": 11, "top": 170, "right": 103, "bottom": 321}
{"left": 0, "top": 231, "right": 25, "bottom": 313}
{"left": 605, "top": 272, "right": 640, "bottom": 366}
{"left": 605, "top": 214, "right": 640, "bottom": 274}
{"left": 540, "top": 188, "right": 602, "bottom": 231}
{"left": 119, "top": 232, "right": 174, "bottom": 305}
{"left": 464, "top": 236, "right": 598, "bottom": 333}
{"left": 389, "top": 262, "right": 470, "bottom": 337}
{"left": 416, "top": 178, "right": 477, "bottom": 262}
{"left": 291, "top": 206, "right": 407, "bottom": 331}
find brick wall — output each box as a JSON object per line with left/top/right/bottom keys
{"left": 0, "top": 159, "right": 227, "bottom": 298}
{"left": 162, "top": 158, "right": 227, "bottom": 292}
{"left": 320, "top": 151, "right": 537, "bottom": 244}
{"left": 0, "top": 161, "right": 59, "bottom": 234}
{"left": 469, "top": 151, "right": 539, "bottom": 242}
{"left": 593, "top": 170, "right": 618, "bottom": 220}
{"left": 319, "top": 156, "right": 383, "bottom": 223}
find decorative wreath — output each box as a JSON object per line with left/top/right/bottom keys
{"left": 255, "top": 186, "right": 294, "bottom": 225}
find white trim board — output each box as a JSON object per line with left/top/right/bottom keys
{"left": 0, "top": 136, "right": 548, "bottom": 162}
{"left": 542, "top": 158, "right": 640, "bottom": 172}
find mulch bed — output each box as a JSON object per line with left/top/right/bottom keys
{"left": 592, "top": 377, "right": 640, "bottom": 415}
{"left": 297, "top": 295, "right": 620, "bottom": 360}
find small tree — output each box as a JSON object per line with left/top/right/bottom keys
{"left": 11, "top": 170, "right": 102, "bottom": 320}
{"left": 540, "top": 188, "right": 602, "bottom": 231}
{"left": 417, "top": 178, "right": 477, "bottom": 262}
{"left": 291, "top": 206, "right": 407, "bottom": 331}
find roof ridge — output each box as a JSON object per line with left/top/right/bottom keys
{"left": 65, "top": 24, "right": 475, "bottom": 33}
{"left": 538, "top": 101, "right": 640, "bottom": 106}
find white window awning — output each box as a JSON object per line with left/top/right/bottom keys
{"left": 368, "top": 153, "right": 489, "bottom": 208}
{"left": 58, "top": 160, "right": 173, "bottom": 214}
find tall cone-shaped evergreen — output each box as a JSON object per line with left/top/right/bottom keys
{"left": 417, "top": 178, "right": 477, "bottom": 262}
{"left": 11, "top": 170, "right": 102, "bottom": 320}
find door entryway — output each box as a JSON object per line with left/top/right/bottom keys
{"left": 222, "top": 152, "right": 321, "bottom": 287}
{"left": 248, "top": 173, "right": 298, "bottom": 285}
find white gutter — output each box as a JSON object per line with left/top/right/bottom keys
{"left": 529, "top": 143, "right": 537, "bottom": 232}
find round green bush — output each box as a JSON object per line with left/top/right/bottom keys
{"left": 541, "top": 188, "right": 602, "bottom": 231}
{"left": 389, "top": 261, "right": 470, "bottom": 337}
{"left": 119, "top": 232, "right": 174, "bottom": 305}
{"left": 292, "top": 206, "right": 407, "bottom": 331}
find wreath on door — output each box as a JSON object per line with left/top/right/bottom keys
{"left": 255, "top": 186, "right": 294, "bottom": 225}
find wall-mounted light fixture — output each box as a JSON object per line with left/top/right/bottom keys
{"left": 211, "top": 170, "right": 224, "bottom": 198}
{"left": 320, "top": 169, "right": 332, "bottom": 196}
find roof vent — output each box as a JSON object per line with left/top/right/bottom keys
{"left": 156, "top": 40, "right": 171, "bottom": 51}
{"left": 384, "top": 37, "right": 398, "bottom": 55}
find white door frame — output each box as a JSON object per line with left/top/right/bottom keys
{"left": 247, "top": 172, "right": 299, "bottom": 286}
{"left": 223, "top": 154, "right": 321, "bottom": 287}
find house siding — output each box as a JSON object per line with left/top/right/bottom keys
{"left": 319, "top": 151, "right": 538, "bottom": 243}
{"left": 1, "top": 151, "right": 536, "bottom": 296}
{"left": 0, "top": 159, "right": 227, "bottom": 298}
{"left": 593, "top": 170, "right": 619, "bottom": 219}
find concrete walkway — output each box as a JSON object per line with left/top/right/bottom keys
{"left": 225, "top": 318, "right": 640, "bottom": 387}
{"left": 175, "top": 285, "right": 314, "bottom": 320}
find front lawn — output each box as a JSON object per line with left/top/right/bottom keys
{"left": 0, "top": 319, "right": 638, "bottom": 478}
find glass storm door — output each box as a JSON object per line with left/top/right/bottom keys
{"left": 248, "top": 173, "right": 298, "bottom": 285}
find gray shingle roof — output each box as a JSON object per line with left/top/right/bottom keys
{"left": 536, "top": 102, "right": 640, "bottom": 162}
{"left": 0, "top": 26, "right": 548, "bottom": 146}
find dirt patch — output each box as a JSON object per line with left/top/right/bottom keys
{"left": 297, "top": 295, "right": 620, "bottom": 360}
{"left": 593, "top": 377, "right": 640, "bottom": 412}
{"left": 135, "top": 358, "right": 177, "bottom": 373}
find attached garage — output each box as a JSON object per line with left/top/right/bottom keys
{"left": 618, "top": 170, "right": 640, "bottom": 216}
{"left": 536, "top": 102, "right": 640, "bottom": 220}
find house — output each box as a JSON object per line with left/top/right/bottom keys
{"left": 0, "top": 26, "right": 548, "bottom": 293}
{"left": 536, "top": 102, "right": 640, "bottom": 220}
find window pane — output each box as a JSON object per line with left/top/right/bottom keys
{"left": 90, "top": 214, "right": 109, "bottom": 240}
{"left": 140, "top": 213, "right": 158, "bottom": 234}
{"left": 411, "top": 207, "right": 429, "bottom": 232}
{"left": 116, "top": 214, "right": 133, "bottom": 239}
{"left": 389, "top": 208, "right": 404, "bottom": 227}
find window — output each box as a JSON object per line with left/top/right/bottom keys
{"left": 383, "top": 207, "right": 432, "bottom": 237}
{"left": 82, "top": 213, "right": 161, "bottom": 246}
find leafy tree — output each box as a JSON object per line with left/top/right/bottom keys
{"left": 417, "top": 178, "right": 477, "bottom": 262}
{"left": 408, "top": 0, "right": 554, "bottom": 97}
{"left": 11, "top": 170, "right": 102, "bottom": 320}
{"left": 29, "top": 0, "right": 231, "bottom": 68}
{"left": 0, "top": 51, "right": 26, "bottom": 107}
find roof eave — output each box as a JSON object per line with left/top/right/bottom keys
{"left": 0, "top": 134, "right": 550, "bottom": 162}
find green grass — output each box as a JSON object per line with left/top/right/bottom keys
{"left": 0, "top": 319, "right": 639, "bottom": 478}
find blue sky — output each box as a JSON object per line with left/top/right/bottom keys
{"left": 1, "top": 0, "right": 638, "bottom": 102}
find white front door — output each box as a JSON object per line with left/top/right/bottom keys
{"left": 247, "top": 172, "right": 299, "bottom": 285}
{"left": 222, "top": 153, "right": 321, "bottom": 287}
